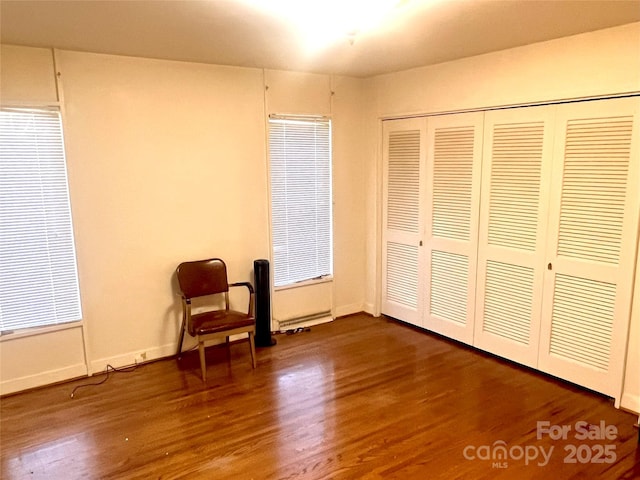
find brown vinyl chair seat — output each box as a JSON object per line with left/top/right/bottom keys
{"left": 176, "top": 257, "right": 256, "bottom": 381}
{"left": 189, "top": 310, "right": 255, "bottom": 336}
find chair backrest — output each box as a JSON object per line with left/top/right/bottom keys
{"left": 176, "top": 258, "right": 229, "bottom": 299}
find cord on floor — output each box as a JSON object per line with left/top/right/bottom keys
{"left": 70, "top": 363, "right": 138, "bottom": 399}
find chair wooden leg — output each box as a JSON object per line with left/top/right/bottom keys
{"left": 198, "top": 340, "right": 207, "bottom": 382}
{"left": 226, "top": 336, "right": 231, "bottom": 363}
{"left": 248, "top": 331, "right": 257, "bottom": 369}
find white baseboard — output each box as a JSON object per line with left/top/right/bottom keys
{"left": 620, "top": 392, "right": 640, "bottom": 415}
{"left": 3, "top": 338, "right": 246, "bottom": 395}
{"left": 364, "top": 302, "right": 376, "bottom": 316}
{"left": 0, "top": 363, "right": 87, "bottom": 396}
{"left": 89, "top": 342, "right": 176, "bottom": 373}
{"left": 334, "top": 303, "right": 363, "bottom": 318}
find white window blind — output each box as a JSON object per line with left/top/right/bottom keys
{"left": 0, "top": 107, "right": 82, "bottom": 333}
{"left": 269, "top": 115, "right": 333, "bottom": 287}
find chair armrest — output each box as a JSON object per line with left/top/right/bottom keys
{"left": 230, "top": 281, "right": 254, "bottom": 294}
{"left": 230, "top": 282, "right": 255, "bottom": 317}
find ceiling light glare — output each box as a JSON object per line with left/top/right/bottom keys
{"left": 242, "top": 0, "right": 405, "bottom": 51}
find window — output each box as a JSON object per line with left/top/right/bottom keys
{"left": 0, "top": 107, "right": 82, "bottom": 333}
{"left": 269, "top": 115, "right": 333, "bottom": 287}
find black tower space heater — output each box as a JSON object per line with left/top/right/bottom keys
{"left": 254, "top": 259, "right": 276, "bottom": 347}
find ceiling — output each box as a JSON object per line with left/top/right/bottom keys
{"left": 1, "top": 0, "right": 639, "bottom": 78}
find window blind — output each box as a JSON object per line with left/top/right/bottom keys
{"left": 0, "top": 108, "right": 82, "bottom": 333}
{"left": 269, "top": 115, "right": 333, "bottom": 287}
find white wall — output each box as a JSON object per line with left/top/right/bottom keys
{"left": 57, "top": 50, "right": 271, "bottom": 369}
{"left": 331, "top": 75, "right": 367, "bottom": 317}
{"left": 0, "top": 44, "right": 58, "bottom": 103}
{"left": 364, "top": 23, "right": 640, "bottom": 411}
{"left": 371, "top": 22, "right": 640, "bottom": 118}
{"left": 622, "top": 235, "right": 640, "bottom": 414}
{"left": 0, "top": 46, "right": 368, "bottom": 394}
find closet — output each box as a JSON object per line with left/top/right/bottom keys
{"left": 381, "top": 97, "right": 640, "bottom": 403}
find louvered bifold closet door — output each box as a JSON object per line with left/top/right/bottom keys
{"left": 423, "top": 112, "right": 483, "bottom": 345}
{"left": 474, "top": 106, "right": 556, "bottom": 367}
{"left": 382, "top": 118, "right": 426, "bottom": 326}
{"left": 538, "top": 97, "right": 640, "bottom": 401}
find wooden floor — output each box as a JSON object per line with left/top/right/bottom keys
{"left": 1, "top": 314, "right": 639, "bottom": 479}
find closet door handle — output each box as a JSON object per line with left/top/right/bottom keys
{"left": 548, "top": 263, "right": 553, "bottom": 270}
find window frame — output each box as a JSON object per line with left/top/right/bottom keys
{"left": 267, "top": 114, "right": 334, "bottom": 290}
{"left": 0, "top": 105, "right": 83, "bottom": 337}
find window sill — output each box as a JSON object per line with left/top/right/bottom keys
{"left": 274, "top": 276, "right": 333, "bottom": 292}
{"left": 0, "top": 321, "right": 84, "bottom": 342}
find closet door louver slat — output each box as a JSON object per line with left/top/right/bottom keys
{"left": 386, "top": 242, "right": 419, "bottom": 309}
{"left": 387, "top": 131, "right": 421, "bottom": 233}
{"left": 487, "top": 122, "right": 544, "bottom": 252}
{"left": 556, "top": 117, "right": 632, "bottom": 265}
{"left": 430, "top": 251, "right": 469, "bottom": 326}
{"left": 483, "top": 261, "right": 535, "bottom": 346}
{"left": 549, "top": 275, "right": 615, "bottom": 371}
{"left": 381, "top": 118, "right": 426, "bottom": 326}
{"left": 538, "top": 98, "right": 640, "bottom": 402}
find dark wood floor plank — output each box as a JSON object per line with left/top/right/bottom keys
{"left": 1, "top": 314, "right": 639, "bottom": 479}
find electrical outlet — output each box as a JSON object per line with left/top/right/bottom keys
{"left": 134, "top": 352, "right": 147, "bottom": 364}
